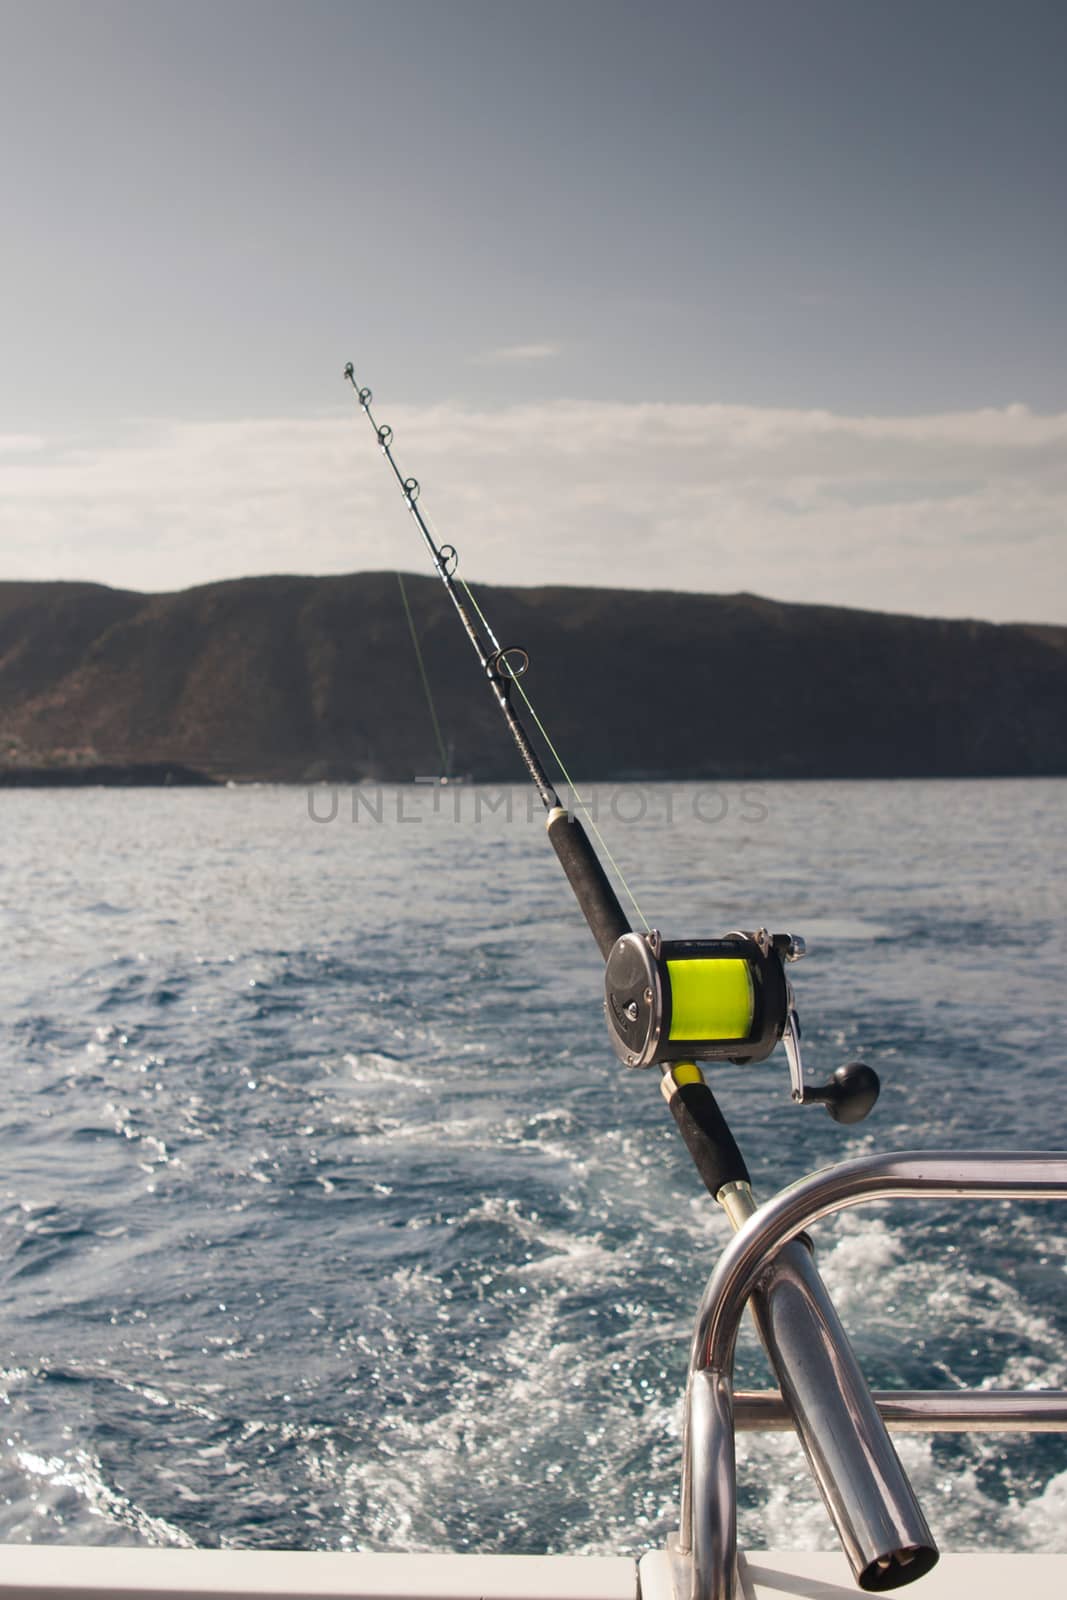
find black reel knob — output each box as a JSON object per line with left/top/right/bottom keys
{"left": 800, "top": 1061, "right": 880, "bottom": 1124}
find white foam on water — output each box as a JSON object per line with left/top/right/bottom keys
{"left": 326, "top": 1286, "right": 680, "bottom": 1553}
{"left": 1009, "top": 1467, "right": 1067, "bottom": 1550}
{"left": 4, "top": 1443, "right": 196, "bottom": 1547}
{"left": 344, "top": 1051, "right": 433, "bottom": 1089}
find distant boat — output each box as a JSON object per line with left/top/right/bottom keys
{"left": 415, "top": 739, "right": 470, "bottom": 785}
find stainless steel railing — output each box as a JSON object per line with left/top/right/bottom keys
{"left": 733, "top": 1387, "right": 1067, "bottom": 1433}
{"left": 677, "top": 1152, "right": 1067, "bottom": 1600}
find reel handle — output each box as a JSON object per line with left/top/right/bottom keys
{"left": 800, "top": 1061, "right": 881, "bottom": 1124}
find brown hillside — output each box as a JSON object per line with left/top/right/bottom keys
{"left": 1, "top": 575, "right": 1065, "bottom": 781}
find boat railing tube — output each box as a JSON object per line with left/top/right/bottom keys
{"left": 732, "top": 1387, "right": 1067, "bottom": 1432}
{"left": 682, "top": 1151, "right": 1067, "bottom": 1600}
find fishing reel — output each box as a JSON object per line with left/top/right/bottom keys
{"left": 603, "top": 927, "right": 879, "bottom": 1122}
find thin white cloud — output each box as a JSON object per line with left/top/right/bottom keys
{"left": 473, "top": 342, "right": 562, "bottom": 364}
{"left": 0, "top": 434, "right": 46, "bottom": 454}
{"left": 0, "top": 401, "right": 1064, "bottom": 624}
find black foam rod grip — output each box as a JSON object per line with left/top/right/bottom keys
{"left": 668, "top": 1081, "right": 751, "bottom": 1199}
{"left": 546, "top": 809, "right": 631, "bottom": 960}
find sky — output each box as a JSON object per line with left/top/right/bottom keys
{"left": 1, "top": 0, "right": 1064, "bottom": 622}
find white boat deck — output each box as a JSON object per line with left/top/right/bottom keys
{"left": 0, "top": 1548, "right": 634, "bottom": 1600}
{"left": 2, "top": 1547, "right": 1067, "bottom": 1600}
{"left": 643, "top": 1551, "right": 1067, "bottom": 1600}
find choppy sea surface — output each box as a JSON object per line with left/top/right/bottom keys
{"left": 1, "top": 779, "right": 1065, "bottom": 1555}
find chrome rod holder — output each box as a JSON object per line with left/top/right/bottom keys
{"left": 678, "top": 1151, "right": 1067, "bottom": 1600}
{"left": 746, "top": 1239, "right": 937, "bottom": 1590}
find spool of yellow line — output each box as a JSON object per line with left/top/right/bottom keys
{"left": 603, "top": 930, "right": 786, "bottom": 1067}
{"left": 666, "top": 957, "right": 755, "bottom": 1043}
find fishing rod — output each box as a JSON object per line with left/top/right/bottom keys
{"left": 343, "top": 367, "right": 555, "bottom": 806}
{"left": 343, "top": 365, "right": 937, "bottom": 1596}
{"left": 343, "top": 363, "right": 875, "bottom": 1127}
{"left": 344, "top": 362, "right": 633, "bottom": 961}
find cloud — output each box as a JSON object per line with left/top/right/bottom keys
{"left": 473, "top": 342, "right": 562, "bottom": 364}
{"left": 0, "top": 434, "right": 46, "bottom": 454}
{"left": 1, "top": 400, "right": 1064, "bottom": 624}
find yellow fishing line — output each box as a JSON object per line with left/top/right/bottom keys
{"left": 666, "top": 958, "right": 754, "bottom": 1041}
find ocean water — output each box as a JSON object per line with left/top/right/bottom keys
{"left": 0, "top": 779, "right": 1065, "bottom": 1556}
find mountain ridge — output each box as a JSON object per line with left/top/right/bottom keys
{"left": 2, "top": 574, "right": 1065, "bottom": 783}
